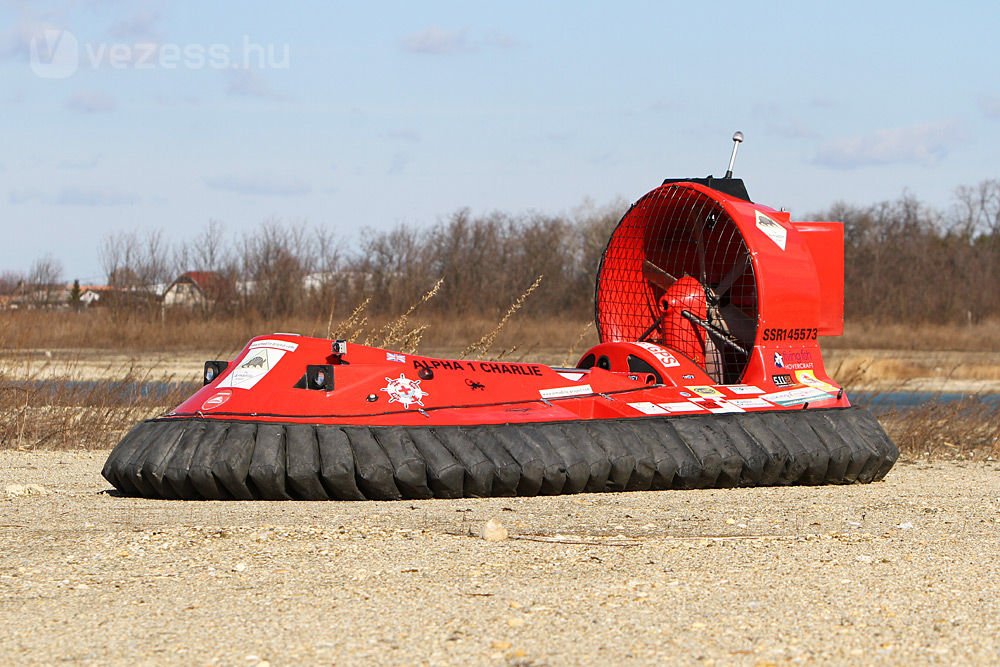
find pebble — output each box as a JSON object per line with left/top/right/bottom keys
{"left": 482, "top": 519, "right": 509, "bottom": 542}
{"left": 4, "top": 484, "right": 49, "bottom": 498}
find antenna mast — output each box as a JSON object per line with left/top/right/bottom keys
{"left": 724, "top": 131, "right": 744, "bottom": 178}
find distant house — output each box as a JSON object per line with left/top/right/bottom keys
{"left": 163, "top": 271, "right": 235, "bottom": 309}
{"left": 79, "top": 286, "right": 114, "bottom": 307}
{"left": 303, "top": 271, "right": 336, "bottom": 292}
{"left": 1, "top": 284, "right": 72, "bottom": 309}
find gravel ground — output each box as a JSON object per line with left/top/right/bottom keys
{"left": 1, "top": 452, "right": 997, "bottom": 666}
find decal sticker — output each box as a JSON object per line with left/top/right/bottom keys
{"left": 679, "top": 391, "right": 692, "bottom": 397}
{"left": 218, "top": 342, "right": 292, "bottom": 390}
{"left": 381, "top": 373, "right": 428, "bottom": 409}
{"left": 465, "top": 379, "right": 486, "bottom": 391}
{"left": 761, "top": 386, "right": 831, "bottom": 406}
{"left": 773, "top": 352, "right": 785, "bottom": 368}
{"left": 201, "top": 390, "right": 232, "bottom": 411}
{"left": 633, "top": 342, "right": 681, "bottom": 368}
{"left": 682, "top": 374, "right": 696, "bottom": 380}
{"left": 478, "top": 362, "right": 544, "bottom": 376}
{"left": 386, "top": 352, "right": 406, "bottom": 363}
{"left": 772, "top": 374, "right": 793, "bottom": 386}
{"left": 539, "top": 384, "right": 593, "bottom": 399}
{"left": 794, "top": 370, "right": 839, "bottom": 393}
{"left": 242, "top": 354, "right": 266, "bottom": 369}
{"left": 688, "top": 385, "right": 725, "bottom": 398}
{"left": 691, "top": 397, "right": 745, "bottom": 414}
{"left": 727, "top": 384, "right": 764, "bottom": 394}
{"left": 657, "top": 401, "right": 703, "bottom": 413}
{"left": 755, "top": 211, "right": 787, "bottom": 250}
{"left": 628, "top": 401, "right": 669, "bottom": 415}
{"left": 776, "top": 350, "right": 814, "bottom": 370}
{"left": 249, "top": 338, "right": 299, "bottom": 353}
{"left": 557, "top": 371, "right": 586, "bottom": 382}
{"left": 414, "top": 359, "right": 465, "bottom": 371}
{"left": 762, "top": 328, "right": 818, "bottom": 342}
{"left": 730, "top": 397, "right": 774, "bottom": 409}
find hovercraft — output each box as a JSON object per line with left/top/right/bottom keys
{"left": 103, "top": 135, "right": 897, "bottom": 500}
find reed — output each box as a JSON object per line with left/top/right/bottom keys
{"left": 461, "top": 275, "right": 544, "bottom": 359}
{"left": 878, "top": 396, "right": 999, "bottom": 460}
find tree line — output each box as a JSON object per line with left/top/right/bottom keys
{"left": 3, "top": 180, "right": 998, "bottom": 325}
{"left": 826, "top": 179, "right": 998, "bottom": 324}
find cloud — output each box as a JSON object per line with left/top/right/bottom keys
{"left": 385, "top": 129, "right": 421, "bottom": 143}
{"left": 809, "top": 96, "right": 838, "bottom": 109}
{"left": 754, "top": 103, "right": 819, "bottom": 140}
{"left": 108, "top": 10, "right": 162, "bottom": 42}
{"left": 813, "top": 122, "right": 965, "bottom": 169}
{"left": 400, "top": 27, "right": 473, "bottom": 55}
{"left": 9, "top": 187, "right": 136, "bottom": 206}
{"left": 57, "top": 155, "right": 101, "bottom": 170}
{"left": 0, "top": 8, "right": 63, "bottom": 62}
{"left": 980, "top": 95, "right": 1000, "bottom": 119}
{"left": 483, "top": 31, "right": 517, "bottom": 49}
{"left": 766, "top": 118, "right": 818, "bottom": 140}
{"left": 65, "top": 90, "right": 116, "bottom": 113}
{"left": 153, "top": 93, "right": 202, "bottom": 107}
{"left": 387, "top": 152, "right": 410, "bottom": 175}
{"left": 225, "top": 68, "right": 284, "bottom": 100}
{"left": 543, "top": 131, "right": 572, "bottom": 145}
{"left": 204, "top": 174, "right": 311, "bottom": 197}
{"left": 1, "top": 89, "right": 26, "bottom": 105}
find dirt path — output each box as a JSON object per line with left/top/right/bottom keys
{"left": 1, "top": 452, "right": 997, "bottom": 665}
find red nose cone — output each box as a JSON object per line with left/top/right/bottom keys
{"left": 658, "top": 275, "right": 708, "bottom": 365}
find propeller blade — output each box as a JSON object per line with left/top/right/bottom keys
{"left": 642, "top": 260, "right": 677, "bottom": 290}
{"left": 680, "top": 309, "right": 749, "bottom": 356}
{"left": 715, "top": 254, "right": 749, "bottom": 298}
{"left": 720, "top": 303, "right": 756, "bottom": 348}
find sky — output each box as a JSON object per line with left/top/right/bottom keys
{"left": 1, "top": 0, "right": 998, "bottom": 282}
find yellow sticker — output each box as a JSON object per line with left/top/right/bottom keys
{"left": 687, "top": 385, "right": 725, "bottom": 398}
{"left": 794, "top": 370, "right": 838, "bottom": 393}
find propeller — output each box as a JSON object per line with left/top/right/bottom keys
{"left": 714, "top": 254, "right": 748, "bottom": 301}
{"left": 640, "top": 212, "right": 753, "bottom": 380}
{"left": 642, "top": 260, "right": 676, "bottom": 290}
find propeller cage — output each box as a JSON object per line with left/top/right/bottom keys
{"left": 595, "top": 184, "right": 759, "bottom": 384}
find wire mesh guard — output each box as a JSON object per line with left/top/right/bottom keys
{"left": 595, "top": 185, "right": 758, "bottom": 383}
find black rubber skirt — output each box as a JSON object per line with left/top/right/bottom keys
{"left": 101, "top": 407, "right": 898, "bottom": 500}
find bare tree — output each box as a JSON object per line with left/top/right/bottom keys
{"left": 27, "top": 254, "right": 64, "bottom": 306}
{"left": 241, "top": 220, "right": 314, "bottom": 317}
{"left": 0, "top": 271, "right": 26, "bottom": 296}
{"left": 100, "top": 229, "right": 170, "bottom": 290}
{"left": 954, "top": 179, "right": 1000, "bottom": 238}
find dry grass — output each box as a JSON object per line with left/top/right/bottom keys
{"left": 461, "top": 275, "right": 544, "bottom": 359}
{"left": 824, "top": 317, "right": 1000, "bottom": 351}
{"left": 0, "top": 370, "right": 196, "bottom": 451}
{"left": 0, "top": 308, "right": 599, "bottom": 357}
{"left": 3, "top": 309, "right": 997, "bottom": 355}
{"left": 879, "top": 397, "right": 999, "bottom": 461}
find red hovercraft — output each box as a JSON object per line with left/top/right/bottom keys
{"left": 103, "top": 134, "right": 897, "bottom": 500}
